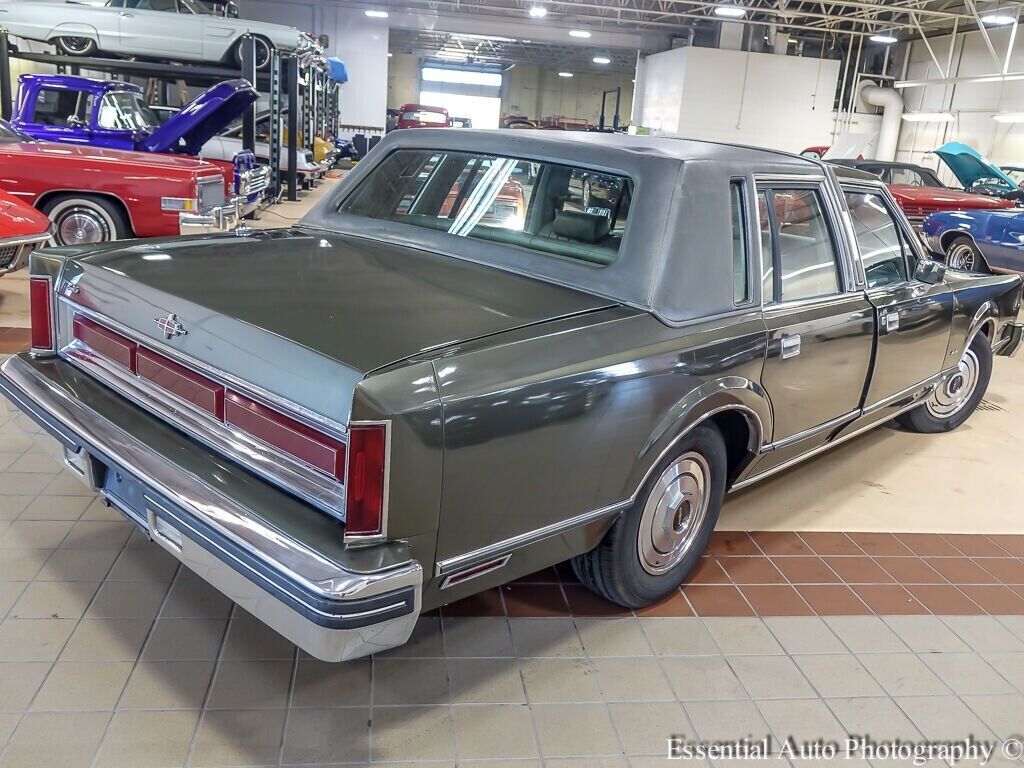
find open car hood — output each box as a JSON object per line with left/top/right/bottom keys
{"left": 141, "top": 79, "right": 257, "bottom": 155}
{"left": 932, "top": 141, "right": 1019, "bottom": 193}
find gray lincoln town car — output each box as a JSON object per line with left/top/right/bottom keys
{"left": 1, "top": 130, "right": 1021, "bottom": 661}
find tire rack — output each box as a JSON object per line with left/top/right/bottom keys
{"left": 0, "top": 30, "right": 341, "bottom": 202}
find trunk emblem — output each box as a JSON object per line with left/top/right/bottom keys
{"left": 155, "top": 314, "right": 188, "bottom": 339}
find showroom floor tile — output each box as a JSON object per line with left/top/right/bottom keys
{"left": 1, "top": 398, "right": 1024, "bottom": 765}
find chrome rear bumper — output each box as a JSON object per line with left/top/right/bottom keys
{"left": 0, "top": 354, "right": 421, "bottom": 662}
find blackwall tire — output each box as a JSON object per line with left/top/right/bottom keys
{"left": 42, "top": 195, "right": 129, "bottom": 246}
{"left": 896, "top": 333, "right": 992, "bottom": 434}
{"left": 945, "top": 236, "right": 989, "bottom": 273}
{"left": 234, "top": 37, "right": 272, "bottom": 71}
{"left": 570, "top": 424, "right": 727, "bottom": 608}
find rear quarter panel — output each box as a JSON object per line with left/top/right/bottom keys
{"left": 943, "top": 269, "right": 1024, "bottom": 359}
{"left": 425, "top": 308, "right": 769, "bottom": 608}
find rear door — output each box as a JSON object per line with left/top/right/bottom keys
{"left": 842, "top": 183, "right": 954, "bottom": 405}
{"left": 756, "top": 179, "right": 875, "bottom": 459}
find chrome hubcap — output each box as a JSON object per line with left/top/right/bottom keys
{"left": 927, "top": 348, "right": 980, "bottom": 418}
{"left": 63, "top": 37, "right": 91, "bottom": 53}
{"left": 58, "top": 212, "right": 107, "bottom": 245}
{"left": 637, "top": 453, "right": 710, "bottom": 576}
{"left": 947, "top": 243, "right": 976, "bottom": 271}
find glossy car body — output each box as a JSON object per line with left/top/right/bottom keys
{"left": 206, "top": 110, "right": 328, "bottom": 176}
{"left": 932, "top": 142, "right": 1023, "bottom": 200}
{"left": 923, "top": 208, "right": 1024, "bottom": 273}
{"left": 396, "top": 104, "right": 451, "bottom": 129}
{"left": 0, "top": 0, "right": 313, "bottom": 66}
{"left": 831, "top": 158, "right": 1013, "bottom": 226}
{"left": 1, "top": 131, "right": 1021, "bottom": 662}
{"left": 0, "top": 189, "right": 51, "bottom": 277}
{"left": 0, "top": 120, "right": 237, "bottom": 241}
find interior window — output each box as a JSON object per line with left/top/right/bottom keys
{"left": 769, "top": 188, "right": 840, "bottom": 302}
{"left": 844, "top": 190, "right": 910, "bottom": 289}
{"left": 757, "top": 191, "right": 774, "bottom": 303}
{"left": 339, "top": 149, "right": 632, "bottom": 266}
{"left": 730, "top": 182, "right": 750, "bottom": 304}
{"left": 33, "top": 88, "right": 92, "bottom": 128}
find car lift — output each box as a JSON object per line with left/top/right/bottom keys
{"left": 0, "top": 29, "right": 341, "bottom": 202}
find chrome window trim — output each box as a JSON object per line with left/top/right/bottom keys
{"left": 57, "top": 298, "right": 346, "bottom": 438}
{"left": 342, "top": 419, "right": 392, "bottom": 546}
{"left": 58, "top": 336, "right": 346, "bottom": 519}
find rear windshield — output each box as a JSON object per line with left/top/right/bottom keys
{"left": 338, "top": 149, "right": 633, "bottom": 266}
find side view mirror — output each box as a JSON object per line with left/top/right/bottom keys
{"left": 915, "top": 258, "right": 946, "bottom": 285}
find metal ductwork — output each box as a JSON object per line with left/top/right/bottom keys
{"left": 859, "top": 82, "right": 903, "bottom": 161}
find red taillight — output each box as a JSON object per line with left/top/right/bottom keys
{"left": 345, "top": 424, "right": 387, "bottom": 537}
{"left": 73, "top": 316, "right": 137, "bottom": 371}
{"left": 30, "top": 278, "right": 54, "bottom": 352}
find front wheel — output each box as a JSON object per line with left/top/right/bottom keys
{"left": 233, "top": 36, "right": 272, "bottom": 71}
{"left": 897, "top": 332, "right": 992, "bottom": 434}
{"left": 945, "top": 236, "right": 990, "bottom": 273}
{"left": 41, "top": 195, "right": 130, "bottom": 246}
{"left": 54, "top": 36, "right": 98, "bottom": 56}
{"left": 571, "top": 424, "right": 727, "bottom": 608}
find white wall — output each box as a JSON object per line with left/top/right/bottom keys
{"left": 241, "top": 0, "right": 389, "bottom": 129}
{"left": 899, "top": 25, "right": 1024, "bottom": 178}
{"left": 638, "top": 46, "right": 840, "bottom": 153}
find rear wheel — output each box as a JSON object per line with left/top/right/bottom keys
{"left": 897, "top": 332, "right": 992, "bottom": 434}
{"left": 945, "top": 235, "right": 989, "bottom": 273}
{"left": 54, "top": 36, "right": 98, "bottom": 56}
{"left": 42, "top": 195, "right": 130, "bottom": 246}
{"left": 571, "top": 424, "right": 727, "bottom": 608}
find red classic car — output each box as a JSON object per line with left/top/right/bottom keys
{"left": 830, "top": 159, "right": 1013, "bottom": 226}
{"left": 0, "top": 120, "right": 242, "bottom": 246}
{"left": 396, "top": 103, "right": 452, "bottom": 129}
{"left": 0, "top": 189, "right": 51, "bottom": 277}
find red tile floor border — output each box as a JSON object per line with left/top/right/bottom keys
{"left": 439, "top": 532, "right": 1024, "bottom": 619}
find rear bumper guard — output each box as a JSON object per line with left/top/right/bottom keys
{"left": 0, "top": 354, "right": 421, "bottom": 662}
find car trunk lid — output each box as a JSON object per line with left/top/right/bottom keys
{"left": 55, "top": 228, "right": 618, "bottom": 425}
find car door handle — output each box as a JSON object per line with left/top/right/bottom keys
{"left": 882, "top": 310, "right": 900, "bottom": 333}
{"left": 119, "top": 11, "right": 134, "bottom": 16}
{"left": 781, "top": 335, "right": 802, "bottom": 359}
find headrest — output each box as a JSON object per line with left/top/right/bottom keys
{"left": 551, "top": 210, "right": 611, "bottom": 243}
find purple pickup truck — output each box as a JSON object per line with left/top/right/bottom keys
{"left": 11, "top": 74, "right": 269, "bottom": 211}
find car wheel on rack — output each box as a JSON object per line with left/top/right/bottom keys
{"left": 54, "top": 36, "right": 98, "bottom": 56}
{"left": 897, "top": 332, "right": 992, "bottom": 434}
{"left": 42, "top": 195, "right": 129, "bottom": 247}
{"left": 234, "top": 36, "right": 273, "bottom": 71}
{"left": 944, "top": 235, "right": 989, "bottom": 273}
{"left": 571, "top": 424, "right": 727, "bottom": 608}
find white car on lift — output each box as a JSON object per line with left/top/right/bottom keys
{"left": 0, "top": 0, "right": 316, "bottom": 69}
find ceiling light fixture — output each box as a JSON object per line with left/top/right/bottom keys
{"left": 714, "top": 5, "right": 746, "bottom": 18}
{"left": 387, "top": 52, "right": 393, "bottom": 57}
{"left": 901, "top": 112, "right": 955, "bottom": 122}
{"left": 528, "top": 6, "right": 548, "bottom": 17}
{"left": 364, "top": 10, "right": 388, "bottom": 19}
{"left": 982, "top": 14, "right": 1015, "bottom": 26}
{"left": 569, "top": 29, "right": 592, "bottom": 38}
{"left": 558, "top": 71, "right": 573, "bottom": 77}
{"left": 993, "top": 112, "right": 1024, "bottom": 122}
{"left": 593, "top": 55, "right": 611, "bottom": 64}
{"left": 870, "top": 33, "right": 898, "bottom": 44}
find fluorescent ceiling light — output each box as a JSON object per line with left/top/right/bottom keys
{"left": 993, "top": 112, "right": 1024, "bottom": 122}
{"left": 436, "top": 51, "right": 468, "bottom": 60}
{"left": 387, "top": 52, "right": 393, "bottom": 57}
{"left": 452, "top": 32, "right": 517, "bottom": 42}
{"left": 870, "top": 33, "right": 898, "bottom": 44}
{"left": 558, "top": 71, "right": 573, "bottom": 77}
{"left": 901, "top": 112, "right": 954, "bottom": 122}
{"left": 714, "top": 5, "right": 746, "bottom": 18}
{"left": 982, "top": 14, "right": 1015, "bottom": 26}
{"left": 364, "top": 9, "right": 388, "bottom": 18}
{"left": 528, "top": 6, "right": 547, "bottom": 17}
{"left": 569, "top": 29, "right": 592, "bottom": 38}
{"left": 593, "top": 56, "right": 611, "bottom": 64}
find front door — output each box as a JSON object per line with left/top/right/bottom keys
{"left": 118, "top": 0, "right": 202, "bottom": 57}
{"left": 25, "top": 86, "right": 95, "bottom": 146}
{"left": 842, "top": 186, "right": 954, "bottom": 406}
{"left": 757, "top": 183, "right": 875, "bottom": 458}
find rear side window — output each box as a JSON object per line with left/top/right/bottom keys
{"left": 730, "top": 182, "right": 749, "bottom": 304}
{"left": 758, "top": 187, "right": 841, "bottom": 303}
{"left": 338, "top": 149, "right": 632, "bottom": 267}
